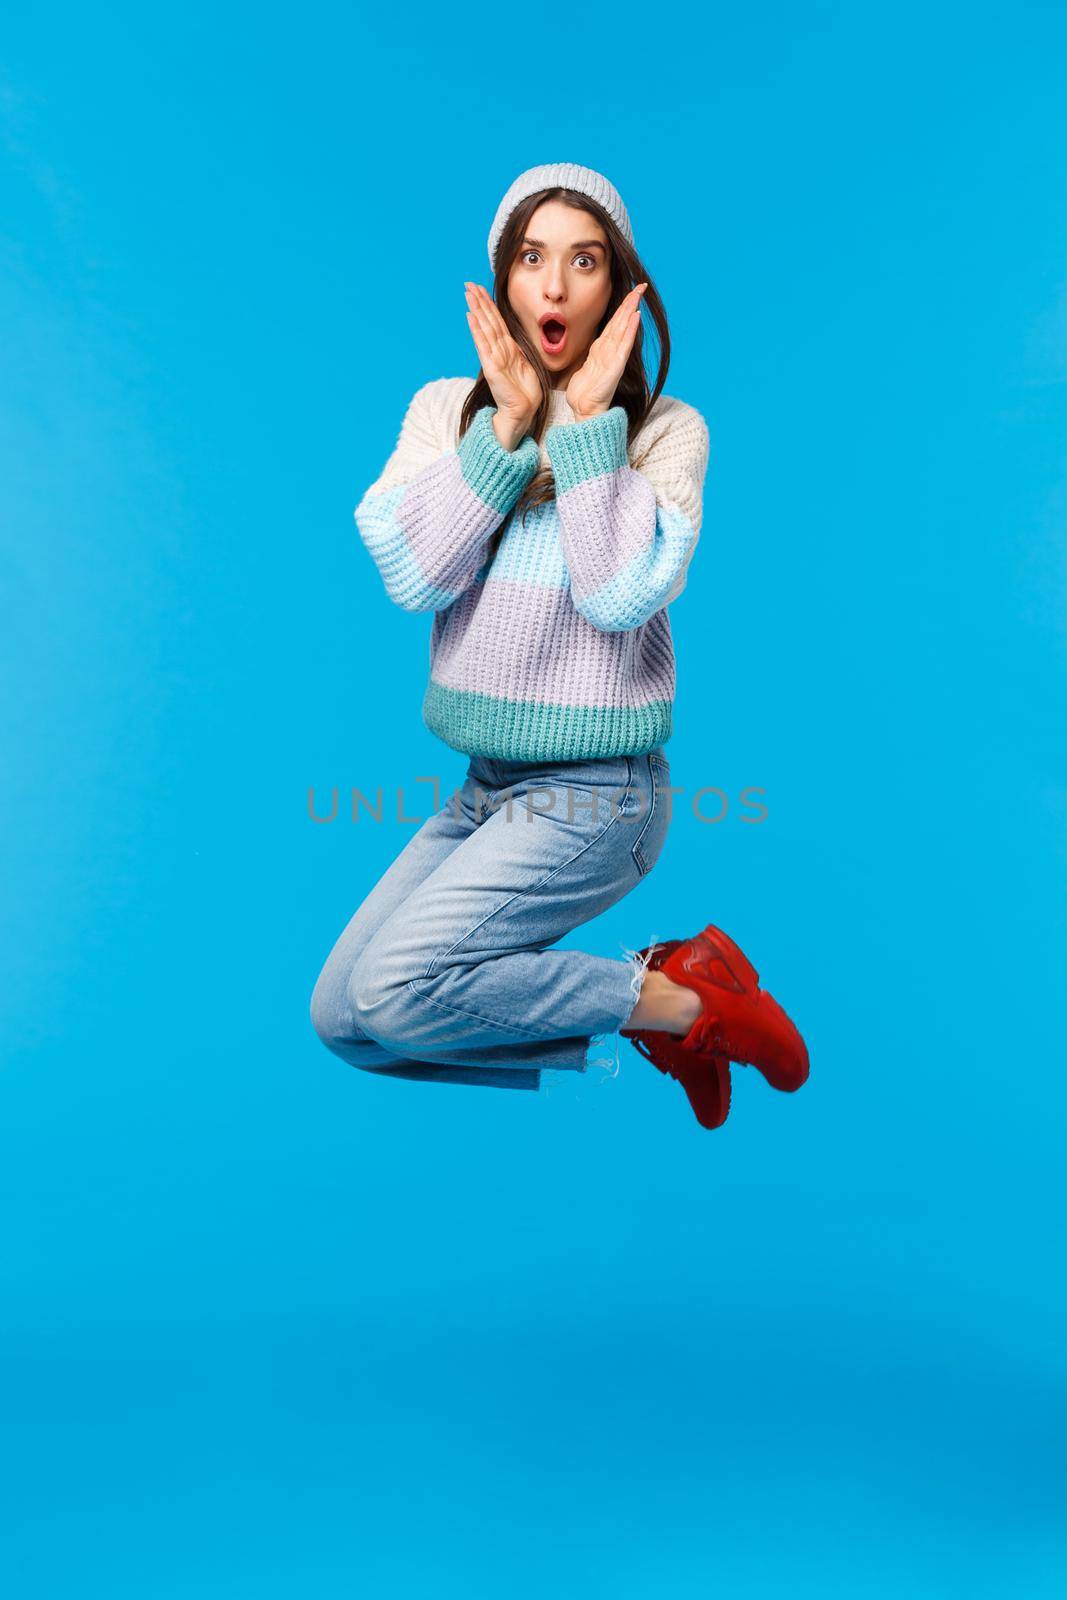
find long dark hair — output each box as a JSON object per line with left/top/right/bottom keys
{"left": 459, "top": 186, "right": 671, "bottom": 550}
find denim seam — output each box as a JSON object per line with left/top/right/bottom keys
{"left": 421, "top": 755, "right": 637, "bottom": 984}
{"left": 404, "top": 977, "right": 573, "bottom": 1041}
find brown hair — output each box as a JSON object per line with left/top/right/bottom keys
{"left": 459, "top": 186, "right": 671, "bottom": 557}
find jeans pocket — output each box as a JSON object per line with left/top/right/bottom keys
{"left": 631, "top": 754, "right": 670, "bottom": 877}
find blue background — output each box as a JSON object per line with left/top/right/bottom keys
{"left": 3, "top": 2, "right": 1065, "bottom": 1594}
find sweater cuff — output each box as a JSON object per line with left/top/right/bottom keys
{"left": 545, "top": 405, "right": 628, "bottom": 493}
{"left": 457, "top": 405, "right": 540, "bottom": 511}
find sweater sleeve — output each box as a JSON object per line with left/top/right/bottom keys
{"left": 544, "top": 401, "right": 710, "bottom": 632}
{"left": 354, "top": 380, "right": 541, "bottom": 613}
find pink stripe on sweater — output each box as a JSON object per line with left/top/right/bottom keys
{"left": 556, "top": 466, "right": 658, "bottom": 598}
{"left": 395, "top": 452, "right": 498, "bottom": 588}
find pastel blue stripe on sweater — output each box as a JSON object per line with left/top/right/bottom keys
{"left": 573, "top": 503, "right": 695, "bottom": 631}
{"left": 355, "top": 484, "right": 463, "bottom": 611}
{"left": 459, "top": 405, "right": 541, "bottom": 510}
{"left": 479, "top": 500, "right": 570, "bottom": 588}
{"left": 545, "top": 405, "right": 629, "bottom": 493}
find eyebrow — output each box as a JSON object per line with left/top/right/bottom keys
{"left": 521, "top": 237, "right": 606, "bottom": 252}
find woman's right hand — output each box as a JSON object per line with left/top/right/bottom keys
{"left": 464, "top": 282, "right": 541, "bottom": 450}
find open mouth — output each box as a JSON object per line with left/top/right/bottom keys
{"left": 539, "top": 317, "right": 568, "bottom": 355}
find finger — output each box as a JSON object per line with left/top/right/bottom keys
{"left": 465, "top": 309, "right": 493, "bottom": 373}
{"left": 468, "top": 298, "right": 514, "bottom": 384}
{"left": 465, "top": 282, "right": 490, "bottom": 331}
{"left": 601, "top": 288, "right": 642, "bottom": 349}
{"left": 621, "top": 283, "right": 647, "bottom": 318}
{"left": 619, "top": 284, "right": 646, "bottom": 327}
{"left": 464, "top": 288, "right": 488, "bottom": 348}
{"left": 621, "top": 311, "right": 642, "bottom": 369}
{"left": 465, "top": 309, "right": 485, "bottom": 365}
{"left": 466, "top": 288, "right": 502, "bottom": 364}
{"left": 589, "top": 281, "right": 645, "bottom": 345}
{"left": 612, "top": 291, "right": 646, "bottom": 353}
{"left": 469, "top": 282, "right": 512, "bottom": 345}
{"left": 467, "top": 284, "right": 511, "bottom": 363}
{"left": 603, "top": 307, "right": 641, "bottom": 374}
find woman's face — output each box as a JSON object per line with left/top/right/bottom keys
{"left": 506, "top": 199, "right": 613, "bottom": 388}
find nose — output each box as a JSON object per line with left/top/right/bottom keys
{"left": 543, "top": 262, "right": 566, "bottom": 300}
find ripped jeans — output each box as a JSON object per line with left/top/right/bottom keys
{"left": 309, "top": 746, "right": 673, "bottom": 1093}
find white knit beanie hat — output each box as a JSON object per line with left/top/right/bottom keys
{"left": 487, "top": 162, "right": 634, "bottom": 272}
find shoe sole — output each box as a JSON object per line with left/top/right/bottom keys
{"left": 629, "top": 1030, "right": 732, "bottom": 1129}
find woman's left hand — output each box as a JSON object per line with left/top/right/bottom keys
{"left": 565, "top": 283, "right": 647, "bottom": 420}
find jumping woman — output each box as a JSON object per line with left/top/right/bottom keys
{"left": 310, "top": 161, "right": 809, "bottom": 1129}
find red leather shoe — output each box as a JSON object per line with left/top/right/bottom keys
{"left": 659, "top": 924, "right": 809, "bottom": 1093}
{"left": 622, "top": 940, "right": 733, "bottom": 1130}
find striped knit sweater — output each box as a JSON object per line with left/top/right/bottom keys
{"left": 354, "top": 377, "right": 710, "bottom": 762}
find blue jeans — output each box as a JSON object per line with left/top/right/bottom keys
{"left": 309, "top": 746, "right": 673, "bottom": 1092}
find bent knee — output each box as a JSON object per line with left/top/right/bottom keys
{"left": 347, "top": 949, "right": 424, "bottom": 1042}
{"left": 309, "top": 968, "right": 341, "bottom": 1047}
